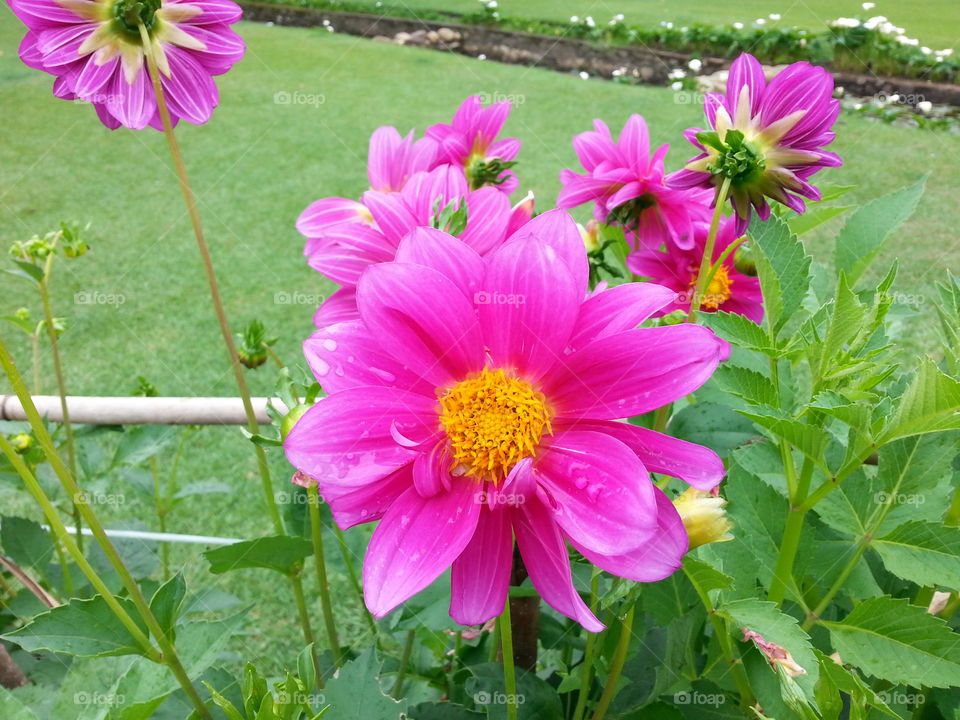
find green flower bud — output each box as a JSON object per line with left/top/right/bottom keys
{"left": 281, "top": 404, "right": 311, "bottom": 440}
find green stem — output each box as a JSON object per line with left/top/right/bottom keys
{"left": 136, "top": 24, "right": 283, "bottom": 537}
{"left": 590, "top": 607, "right": 634, "bottom": 720}
{"left": 803, "top": 537, "right": 869, "bottom": 630}
{"left": 499, "top": 595, "right": 519, "bottom": 720}
{"left": 393, "top": 630, "right": 415, "bottom": 698}
{"left": 289, "top": 570, "right": 321, "bottom": 688}
{"left": 689, "top": 177, "right": 732, "bottom": 320}
{"left": 38, "top": 257, "right": 82, "bottom": 551}
{"left": 0, "top": 339, "right": 212, "bottom": 719}
{"left": 31, "top": 332, "right": 41, "bottom": 395}
{"left": 0, "top": 435, "right": 159, "bottom": 659}
{"left": 571, "top": 570, "right": 601, "bottom": 720}
{"left": 150, "top": 455, "right": 170, "bottom": 579}
{"left": 47, "top": 524, "right": 74, "bottom": 597}
{"left": 333, "top": 524, "right": 377, "bottom": 637}
{"left": 308, "top": 484, "right": 341, "bottom": 667}
{"left": 686, "top": 567, "right": 755, "bottom": 709}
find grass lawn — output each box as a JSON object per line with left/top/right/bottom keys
{"left": 379, "top": 0, "right": 960, "bottom": 50}
{"left": 1, "top": 12, "right": 959, "bottom": 674}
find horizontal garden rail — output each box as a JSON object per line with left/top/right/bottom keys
{"left": 0, "top": 395, "right": 288, "bottom": 425}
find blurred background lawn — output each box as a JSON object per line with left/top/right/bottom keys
{"left": 1, "top": 6, "right": 958, "bottom": 671}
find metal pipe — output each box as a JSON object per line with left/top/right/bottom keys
{"left": 44, "top": 525, "right": 242, "bottom": 546}
{"left": 0, "top": 395, "right": 288, "bottom": 426}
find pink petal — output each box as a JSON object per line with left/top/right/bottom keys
{"left": 568, "top": 282, "right": 677, "bottom": 352}
{"left": 534, "top": 431, "right": 657, "bottom": 554}
{"left": 363, "top": 482, "right": 482, "bottom": 618}
{"left": 459, "top": 187, "right": 511, "bottom": 256}
{"left": 450, "top": 504, "right": 513, "bottom": 625}
{"left": 313, "top": 287, "right": 359, "bottom": 328}
{"left": 556, "top": 419, "right": 725, "bottom": 490}
{"left": 543, "top": 325, "right": 729, "bottom": 419}
{"left": 395, "top": 227, "right": 484, "bottom": 300}
{"left": 621, "top": 114, "right": 651, "bottom": 174}
{"left": 303, "top": 321, "right": 432, "bottom": 395}
{"left": 504, "top": 209, "right": 589, "bottom": 298}
{"left": 323, "top": 463, "right": 413, "bottom": 529}
{"left": 357, "top": 263, "right": 484, "bottom": 387}
{"left": 305, "top": 224, "right": 393, "bottom": 285}
{"left": 515, "top": 499, "right": 604, "bottom": 632}
{"left": 362, "top": 189, "right": 419, "bottom": 245}
{"left": 283, "top": 387, "right": 437, "bottom": 490}
{"left": 108, "top": 65, "right": 156, "bottom": 130}
{"left": 412, "top": 440, "right": 453, "bottom": 498}
{"left": 159, "top": 47, "right": 218, "bottom": 125}
{"left": 478, "top": 238, "right": 580, "bottom": 380}
{"left": 297, "top": 197, "right": 370, "bottom": 238}
{"left": 725, "top": 53, "right": 766, "bottom": 118}
{"left": 569, "top": 486, "right": 688, "bottom": 582}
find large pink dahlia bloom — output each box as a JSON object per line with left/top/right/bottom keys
{"left": 558, "top": 114, "right": 712, "bottom": 251}
{"left": 669, "top": 53, "right": 841, "bottom": 235}
{"left": 285, "top": 210, "right": 730, "bottom": 630}
{"left": 628, "top": 217, "right": 764, "bottom": 323}
{"left": 10, "top": 0, "right": 245, "bottom": 130}
{"left": 426, "top": 95, "right": 520, "bottom": 193}
{"left": 299, "top": 165, "right": 528, "bottom": 327}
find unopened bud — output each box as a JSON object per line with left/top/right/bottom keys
{"left": 674, "top": 488, "right": 733, "bottom": 548}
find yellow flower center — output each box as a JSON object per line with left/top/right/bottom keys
{"left": 438, "top": 367, "right": 553, "bottom": 482}
{"left": 694, "top": 264, "right": 734, "bottom": 311}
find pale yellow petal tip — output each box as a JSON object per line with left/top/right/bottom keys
{"left": 674, "top": 488, "right": 734, "bottom": 549}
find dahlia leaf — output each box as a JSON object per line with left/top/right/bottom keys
{"left": 818, "top": 274, "right": 866, "bottom": 378}
{"left": 0, "top": 515, "right": 55, "bottom": 576}
{"left": 787, "top": 204, "right": 854, "bottom": 236}
{"left": 721, "top": 598, "right": 819, "bottom": 699}
{"left": 747, "top": 214, "right": 811, "bottom": 335}
{"left": 881, "top": 358, "right": 960, "bottom": 441}
{"left": 203, "top": 535, "right": 313, "bottom": 576}
{"left": 668, "top": 401, "right": 759, "bottom": 460}
{"left": 2, "top": 595, "right": 149, "bottom": 658}
{"left": 738, "top": 406, "right": 828, "bottom": 471}
{"left": 813, "top": 650, "right": 899, "bottom": 720}
{"left": 701, "top": 310, "right": 779, "bottom": 356}
{"left": 0, "top": 689, "right": 39, "bottom": 720}
{"left": 834, "top": 175, "right": 927, "bottom": 287}
{"left": 872, "top": 521, "right": 960, "bottom": 588}
{"left": 466, "top": 663, "right": 562, "bottom": 720}
{"left": 823, "top": 597, "right": 960, "bottom": 688}
{"left": 321, "top": 650, "right": 407, "bottom": 718}
{"left": 712, "top": 364, "right": 777, "bottom": 407}
{"left": 148, "top": 571, "right": 187, "bottom": 641}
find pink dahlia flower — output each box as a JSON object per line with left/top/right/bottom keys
{"left": 557, "top": 115, "right": 712, "bottom": 251}
{"left": 426, "top": 95, "right": 520, "bottom": 193}
{"left": 628, "top": 217, "right": 764, "bottom": 323}
{"left": 10, "top": 0, "right": 245, "bottom": 130}
{"left": 299, "top": 165, "right": 529, "bottom": 327}
{"left": 669, "top": 53, "right": 841, "bottom": 235}
{"left": 367, "top": 125, "right": 437, "bottom": 192}
{"left": 285, "top": 210, "right": 730, "bottom": 630}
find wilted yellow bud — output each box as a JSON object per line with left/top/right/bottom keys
{"left": 673, "top": 488, "right": 733, "bottom": 549}
{"left": 11, "top": 433, "right": 33, "bottom": 453}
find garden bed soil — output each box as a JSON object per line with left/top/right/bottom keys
{"left": 239, "top": 2, "right": 960, "bottom": 106}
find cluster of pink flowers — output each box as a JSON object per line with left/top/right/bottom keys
{"left": 7, "top": 11, "right": 844, "bottom": 629}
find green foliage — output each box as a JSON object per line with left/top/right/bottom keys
{"left": 203, "top": 536, "right": 314, "bottom": 576}
{"left": 747, "top": 213, "right": 811, "bottom": 336}
{"left": 823, "top": 597, "right": 960, "bottom": 688}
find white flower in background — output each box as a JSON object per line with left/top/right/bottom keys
{"left": 853, "top": 102, "right": 863, "bottom": 109}
{"left": 733, "top": 21, "right": 744, "bottom": 29}
{"left": 570, "top": 15, "right": 580, "bottom": 22}
{"left": 832, "top": 17, "right": 861, "bottom": 28}
{"left": 668, "top": 68, "right": 687, "bottom": 79}
{"left": 660, "top": 21, "right": 674, "bottom": 29}
{"left": 610, "top": 13, "right": 624, "bottom": 24}
{"left": 862, "top": 1, "right": 875, "bottom": 8}
{"left": 769, "top": 13, "right": 781, "bottom": 20}
{"left": 585, "top": 16, "right": 596, "bottom": 27}
{"left": 477, "top": 53, "right": 487, "bottom": 60}
{"left": 671, "top": 81, "right": 683, "bottom": 91}
{"left": 688, "top": 58, "right": 702, "bottom": 72}
{"left": 579, "top": 71, "right": 590, "bottom": 80}
{"left": 896, "top": 35, "right": 919, "bottom": 46}
{"left": 921, "top": 46, "right": 932, "bottom": 55}
{"left": 755, "top": 18, "right": 766, "bottom": 25}
{"left": 917, "top": 101, "right": 933, "bottom": 113}
{"left": 612, "top": 67, "right": 625, "bottom": 77}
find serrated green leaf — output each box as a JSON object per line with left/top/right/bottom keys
{"left": 712, "top": 365, "right": 777, "bottom": 407}
{"left": 819, "top": 274, "right": 866, "bottom": 374}
{"left": 113, "top": 426, "right": 176, "bottom": 467}
{"left": 872, "top": 521, "right": 960, "bottom": 588}
{"left": 748, "top": 213, "right": 811, "bottom": 333}
{"left": 2, "top": 595, "right": 148, "bottom": 658}
{"left": 684, "top": 556, "right": 733, "bottom": 595}
{"left": 668, "top": 402, "right": 759, "bottom": 460}
{"left": 0, "top": 689, "right": 40, "bottom": 720}
{"left": 721, "top": 598, "right": 819, "bottom": 698}
{"left": 466, "top": 663, "right": 561, "bottom": 720}
{"left": 8, "top": 260, "right": 45, "bottom": 284}
{"left": 149, "top": 572, "right": 186, "bottom": 640}
{"left": 738, "top": 406, "right": 826, "bottom": 470}
{"left": 701, "top": 311, "right": 777, "bottom": 355}
{"left": 321, "top": 650, "right": 405, "bottom": 719}
{"left": 834, "top": 177, "right": 926, "bottom": 287}
{"left": 203, "top": 536, "right": 313, "bottom": 576}
{"left": 883, "top": 358, "right": 960, "bottom": 441}
{"left": 813, "top": 650, "right": 898, "bottom": 720}
{"left": 824, "top": 596, "right": 960, "bottom": 688}
{"left": 0, "top": 516, "right": 55, "bottom": 575}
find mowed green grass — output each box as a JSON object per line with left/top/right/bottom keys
{"left": 1, "top": 13, "right": 958, "bottom": 673}
{"left": 398, "top": 0, "right": 960, "bottom": 50}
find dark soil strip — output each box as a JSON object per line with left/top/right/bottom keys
{"left": 240, "top": 2, "right": 960, "bottom": 106}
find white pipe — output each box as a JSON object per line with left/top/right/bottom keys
{"left": 0, "top": 395, "right": 289, "bottom": 426}
{"left": 43, "top": 525, "right": 242, "bottom": 546}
